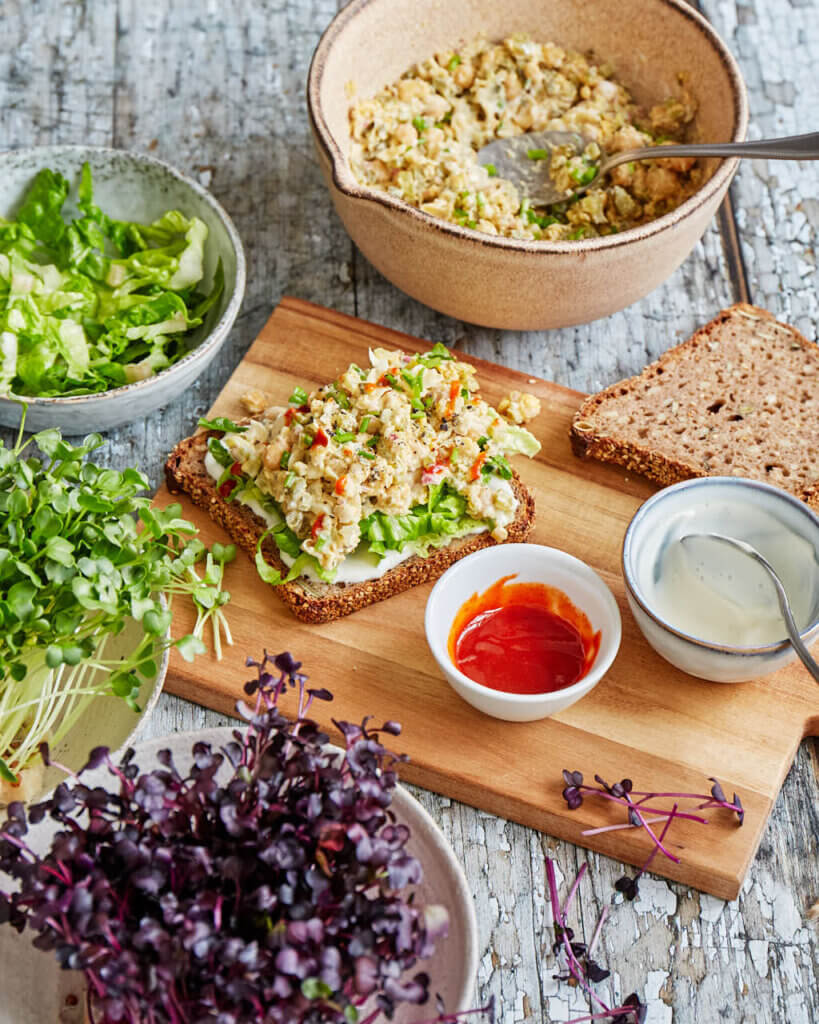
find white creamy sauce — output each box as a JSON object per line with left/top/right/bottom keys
{"left": 640, "top": 500, "right": 818, "bottom": 647}
{"left": 204, "top": 452, "right": 487, "bottom": 585}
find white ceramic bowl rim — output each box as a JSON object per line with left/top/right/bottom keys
{"left": 0, "top": 144, "right": 247, "bottom": 411}
{"left": 307, "top": 0, "right": 749, "bottom": 254}
{"left": 425, "top": 544, "right": 622, "bottom": 704}
{"left": 622, "top": 476, "right": 819, "bottom": 656}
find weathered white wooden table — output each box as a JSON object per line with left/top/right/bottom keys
{"left": 2, "top": 2, "right": 818, "bottom": 1021}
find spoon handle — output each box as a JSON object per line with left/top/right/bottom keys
{"left": 767, "top": 570, "right": 819, "bottom": 685}
{"left": 602, "top": 131, "right": 819, "bottom": 174}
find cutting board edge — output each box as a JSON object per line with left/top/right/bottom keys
{"left": 275, "top": 295, "right": 589, "bottom": 403}
{"left": 163, "top": 664, "right": 769, "bottom": 903}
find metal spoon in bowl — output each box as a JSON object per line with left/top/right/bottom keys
{"left": 477, "top": 130, "right": 819, "bottom": 207}
{"left": 679, "top": 532, "right": 819, "bottom": 684}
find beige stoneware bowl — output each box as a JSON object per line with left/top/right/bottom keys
{"left": 308, "top": 0, "right": 748, "bottom": 329}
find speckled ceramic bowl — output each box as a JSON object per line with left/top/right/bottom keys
{"left": 0, "top": 729, "right": 479, "bottom": 1024}
{"left": 0, "top": 146, "right": 245, "bottom": 433}
{"left": 622, "top": 478, "right": 819, "bottom": 682}
{"left": 0, "top": 612, "right": 168, "bottom": 809}
{"left": 308, "top": 0, "right": 748, "bottom": 329}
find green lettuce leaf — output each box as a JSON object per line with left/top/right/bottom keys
{"left": 500, "top": 424, "right": 541, "bottom": 457}
{"left": 0, "top": 162, "right": 222, "bottom": 397}
{"left": 360, "top": 483, "right": 484, "bottom": 558}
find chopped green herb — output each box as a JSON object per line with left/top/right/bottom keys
{"left": 333, "top": 431, "right": 356, "bottom": 443}
{"left": 198, "top": 417, "right": 248, "bottom": 434}
{"left": 279, "top": 451, "right": 290, "bottom": 470}
{"left": 485, "top": 163, "right": 497, "bottom": 177}
{"left": 412, "top": 116, "right": 427, "bottom": 134}
{"left": 314, "top": 536, "right": 327, "bottom": 550}
{"left": 207, "top": 436, "right": 234, "bottom": 468}
{"left": 302, "top": 431, "right": 314, "bottom": 447}
{"left": 453, "top": 207, "right": 468, "bottom": 220}
{"left": 527, "top": 209, "right": 559, "bottom": 230}
{"left": 331, "top": 386, "right": 351, "bottom": 410}
{"left": 384, "top": 372, "right": 402, "bottom": 390}
{"left": 366, "top": 436, "right": 379, "bottom": 449}
{"left": 527, "top": 148, "right": 549, "bottom": 161}
{"left": 449, "top": 448, "right": 459, "bottom": 463}
{"left": 570, "top": 163, "right": 598, "bottom": 186}
{"left": 284, "top": 471, "right": 296, "bottom": 488}
{"left": 288, "top": 386, "right": 308, "bottom": 406}
{"left": 360, "top": 414, "right": 372, "bottom": 432}
{"left": 416, "top": 342, "right": 454, "bottom": 368}
{"left": 460, "top": 386, "right": 469, "bottom": 398}
{"left": 477, "top": 436, "right": 489, "bottom": 450}
{"left": 481, "top": 454, "right": 513, "bottom": 479}
{"left": 411, "top": 410, "right": 425, "bottom": 420}
{"left": 467, "top": 220, "right": 477, "bottom": 229}
{"left": 476, "top": 192, "right": 486, "bottom": 209}
{"left": 448, "top": 54, "right": 461, "bottom": 70}
{"left": 359, "top": 449, "right": 376, "bottom": 460}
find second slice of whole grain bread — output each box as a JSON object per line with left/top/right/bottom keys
{"left": 570, "top": 304, "right": 819, "bottom": 509}
{"left": 166, "top": 429, "right": 536, "bottom": 623}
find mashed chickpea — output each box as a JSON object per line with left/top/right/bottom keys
{"left": 349, "top": 35, "right": 700, "bottom": 241}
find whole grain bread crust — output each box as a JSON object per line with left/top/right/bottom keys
{"left": 165, "top": 429, "right": 535, "bottom": 623}
{"left": 570, "top": 304, "right": 819, "bottom": 505}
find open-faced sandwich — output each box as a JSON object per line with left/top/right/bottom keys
{"left": 166, "top": 343, "right": 540, "bottom": 622}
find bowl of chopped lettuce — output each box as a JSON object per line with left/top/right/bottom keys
{"left": 0, "top": 146, "right": 245, "bottom": 432}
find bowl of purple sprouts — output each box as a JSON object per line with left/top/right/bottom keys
{"left": 0, "top": 651, "right": 483, "bottom": 1024}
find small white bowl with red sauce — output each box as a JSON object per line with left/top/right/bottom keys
{"left": 425, "top": 544, "right": 621, "bottom": 721}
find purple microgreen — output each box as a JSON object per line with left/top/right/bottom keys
{"left": 561, "top": 767, "right": 745, "bottom": 893}
{"left": 614, "top": 804, "right": 679, "bottom": 902}
{"left": 544, "top": 859, "right": 648, "bottom": 1024}
{"left": 0, "top": 652, "right": 486, "bottom": 1024}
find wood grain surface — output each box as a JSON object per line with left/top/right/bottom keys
{"left": 2, "top": 1, "right": 818, "bottom": 1021}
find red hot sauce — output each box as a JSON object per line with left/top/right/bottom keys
{"left": 448, "top": 575, "right": 601, "bottom": 695}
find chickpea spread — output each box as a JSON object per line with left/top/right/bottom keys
{"left": 349, "top": 36, "right": 700, "bottom": 241}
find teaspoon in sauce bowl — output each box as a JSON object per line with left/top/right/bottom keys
{"left": 680, "top": 533, "right": 819, "bottom": 685}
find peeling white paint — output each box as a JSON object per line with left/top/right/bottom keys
{"left": 699, "top": 894, "right": 725, "bottom": 924}
{"left": 634, "top": 877, "right": 677, "bottom": 918}
{"left": 749, "top": 939, "right": 770, "bottom": 978}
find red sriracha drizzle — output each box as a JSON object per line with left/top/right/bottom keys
{"left": 448, "top": 575, "right": 601, "bottom": 695}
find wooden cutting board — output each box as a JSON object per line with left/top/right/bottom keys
{"left": 155, "top": 297, "right": 819, "bottom": 900}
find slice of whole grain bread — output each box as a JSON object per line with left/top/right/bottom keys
{"left": 570, "top": 304, "right": 819, "bottom": 509}
{"left": 165, "top": 429, "right": 535, "bottom": 624}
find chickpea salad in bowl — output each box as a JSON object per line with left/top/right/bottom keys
{"left": 349, "top": 34, "right": 700, "bottom": 241}
{"left": 200, "top": 344, "right": 541, "bottom": 586}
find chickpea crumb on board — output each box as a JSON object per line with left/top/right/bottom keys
{"left": 240, "top": 389, "right": 271, "bottom": 414}
{"left": 499, "top": 390, "right": 541, "bottom": 424}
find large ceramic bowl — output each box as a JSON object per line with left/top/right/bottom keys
{"left": 308, "top": 0, "right": 748, "bottom": 329}
{"left": 622, "top": 477, "right": 819, "bottom": 682}
{"left": 0, "top": 146, "right": 245, "bottom": 433}
{"left": 0, "top": 728, "right": 479, "bottom": 1024}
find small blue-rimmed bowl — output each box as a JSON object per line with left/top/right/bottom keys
{"left": 622, "top": 477, "right": 819, "bottom": 683}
